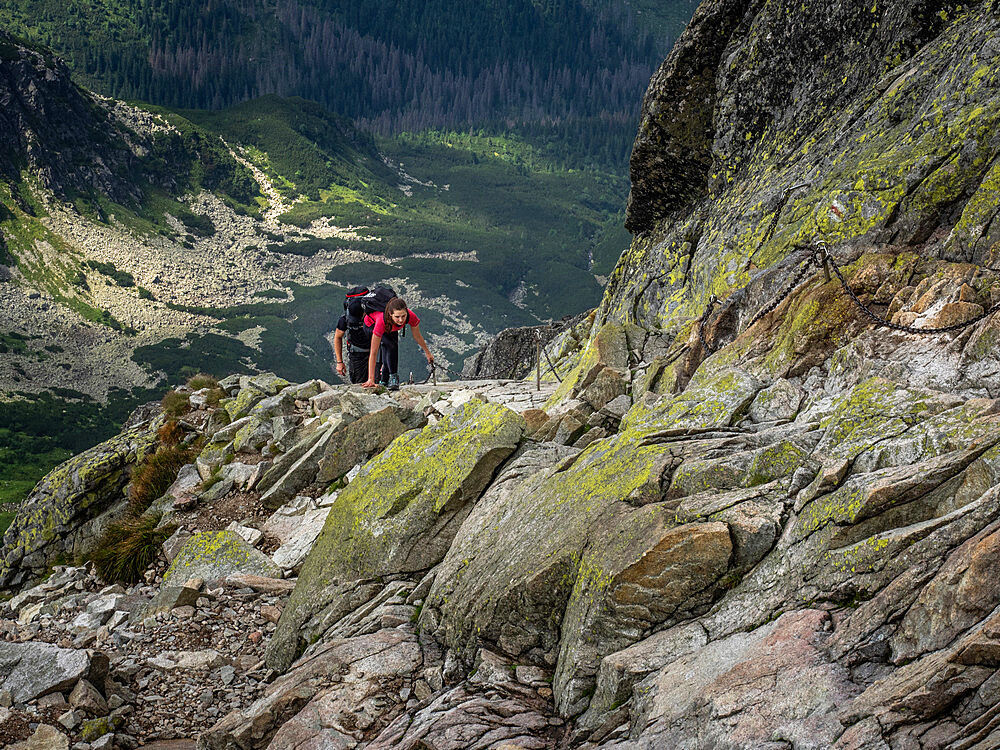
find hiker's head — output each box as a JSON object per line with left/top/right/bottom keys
{"left": 385, "top": 298, "right": 409, "bottom": 327}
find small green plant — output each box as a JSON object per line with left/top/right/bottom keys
{"left": 200, "top": 466, "right": 222, "bottom": 493}
{"left": 185, "top": 373, "right": 219, "bottom": 390}
{"left": 90, "top": 513, "right": 176, "bottom": 585}
{"left": 161, "top": 390, "right": 190, "bottom": 417}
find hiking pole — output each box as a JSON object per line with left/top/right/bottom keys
{"left": 535, "top": 331, "right": 541, "bottom": 392}
{"left": 432, "top": 362, "right": 437, "bottom": 387}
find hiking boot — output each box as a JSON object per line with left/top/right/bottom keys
{"left": 388, "top": 374, "right": 400, "bottom": 391}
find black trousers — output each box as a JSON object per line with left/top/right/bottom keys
{"left": 347, "top": 348, "right": 369, "bottom": 384}
{"left": 378, "top": 331, "right": 399, "bottom": 380}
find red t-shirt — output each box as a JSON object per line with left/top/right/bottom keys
{"left": 365, "top": 309, "right": 420, "bottom": 337}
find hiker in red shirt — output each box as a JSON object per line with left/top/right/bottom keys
{"left": 363, "top": 298, "right": 433, "bottom": 390}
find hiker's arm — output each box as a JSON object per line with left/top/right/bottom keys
{"left": 333, "top": 329, "right": 346, "bottom": 377}
{"left": 363, "top": 333, "right": 382, "bottom": 388}
{"left": 411, "top": 326, "right": 434, "bottom": 363}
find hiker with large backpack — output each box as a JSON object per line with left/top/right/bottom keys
{"left": 361, "top": 291, "right": 433, "bottom": 391}
{"left": 333, "top": 285, "right": 372, "bottom": 384}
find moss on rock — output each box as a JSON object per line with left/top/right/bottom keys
{"left": 267, "top": 399, "right": 525, "bottom": 671}
{"left": 163, "top": 530, "right": 281, "bottom": 585}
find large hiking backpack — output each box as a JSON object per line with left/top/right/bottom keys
{"left": 343, "top": 285, "right": 370, "bottom": 349}
{"left": 361, "top": 285, "right": 407, "bottom": 337}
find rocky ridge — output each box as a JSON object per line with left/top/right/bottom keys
{"left": 0, "top": 374, "right": 558, "bottom": 749}
{"left": 4, "top": 1, "right": 1000, "bottom": 748}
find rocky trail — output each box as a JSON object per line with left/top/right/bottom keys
{"left": 0, "top": 375, "right": 565, "bottom": 750}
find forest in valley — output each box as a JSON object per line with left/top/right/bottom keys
{"left": 0, "top": 0, "right": 699, "bottom": 167}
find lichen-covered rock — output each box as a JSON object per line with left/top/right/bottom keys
{"left": 163, "top": 530, "right": 281, "bottom": 586}
{"left": 232, "top": 416, "right": 272, "bottom": 453}
{"left": 316, "top": 407, "right": 409, "bottom": 483}
{"left": 242, "top": 373, "right": 292, "bottom": 395}
{"left": 267, "top": 400, "right": 525, "bottom": 671}
{"left": 225, "top": 383, "right": 269, "bottom": 422}
{"left": 544, "top": 323, "right": 631, "bottom": 410}
{"left": 748, "top": 378, "right": 804, "bottom": 423}
{"left": 0, "top": 423, "right": 158, "bottom": 592}
{"left": 554, "top": 520, "right": 732, "bottom": 716}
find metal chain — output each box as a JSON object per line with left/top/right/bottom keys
{"left": 697, "top": 295, "right": 719, "bottom": 353}
{"left": 541, "top": 344, "right": 564, "bottom": 383}
{"left": 745, "top": 254, "right": 820, "bottom": 330}
{"left": 819, "top": 243, "right": 1000, "bottom": 335}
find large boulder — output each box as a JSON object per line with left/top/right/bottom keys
{"left": 611, "top": 610, "right": 856, "bottom": 748}
{"left": 0, "top": 423, "right": 158, "bottom": 592}
{"left": 419, "top": 366, "right": 795, "bottom": 717}
{"left": 267, "top": 400, "right": 525, "bottom": 671}
{"left": 315, "top": 407, "right": 409, "bottom": 483}
{"left": 163, "top": 531, "right": 282, "bottom": 586}
{"left": 0, "top": 641, "right": 102, "bottom": 703}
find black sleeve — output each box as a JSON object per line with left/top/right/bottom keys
{"left": 336, "top": 315, "right": 348, "bottom": 332}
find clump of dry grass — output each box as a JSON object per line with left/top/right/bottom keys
{"left": 157, "top": 419, "right": 185, "bottom": 447}
{"left": 161, "top": 390, "right": 190, "bottom": 417}
{"left": 128, "top": 444, "right": 194, "bottom": 515}
{"left": 91, "top": 514, "right": 176, "bottom": 583}
{"left": 186, "top": 373, "right": 219, "bottom": 390}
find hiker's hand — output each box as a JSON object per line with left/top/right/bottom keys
{"left": 336, "top": 361, "right": 346, "bottom": 377}
{"left": 426, "top": 351, "right": 435, "bottom": 364}
{"left": 362, "top": 379, "right": 378, "bottom": 389}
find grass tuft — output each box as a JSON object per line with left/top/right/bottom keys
{"left": 128, "top": 444, "right": 193, "bottom": 515}
{"left": 161, "top": 390, "right": 190, "bottom": 417}
{"left": 90, "top": 513, "right": 177, "bottom": 584}
{"left": 156, "top": 419, "right": 185, "bottom": 447}
{"left": 185, "top": 373, "right": 219, "bottom": 391}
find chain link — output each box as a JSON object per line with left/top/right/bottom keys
{"left": 698, "top": 295, "right": 719, "bottom": 353}
{"left": 541, "top": 342, "right": 564, "bottom": 383}
{"left": 745, "top": 254, "right": 820, "bottom": 330}
{"left": 819, "top": 242, "right": 1000, "bottom": 335}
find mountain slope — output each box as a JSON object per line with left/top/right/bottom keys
{"left": 0, "top": 31, "right": 627, "bottom": 512}
{"left": 0, "top": 0, "right": 695, "bottom": 150}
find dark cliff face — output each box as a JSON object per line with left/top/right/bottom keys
{"left": 626, "top": 0, "right": 977, "bottom": 235}
{"left": 610, "top": 0, "right": 999, "bottom": 344}
{"left": 0, "top": 30, "right": 145, "bottom": 205}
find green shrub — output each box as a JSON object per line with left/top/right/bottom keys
{"left": 90, "top": 513, "right": 176, "bottom": 584}
{"left": 85, "top": 259, "right": 135, "bottom": 287}
{"left": 185, "top": 373, "right": 219, "bottom": 391}
{"left": 161, "top": 390, "right": 190, "bottom": 417}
